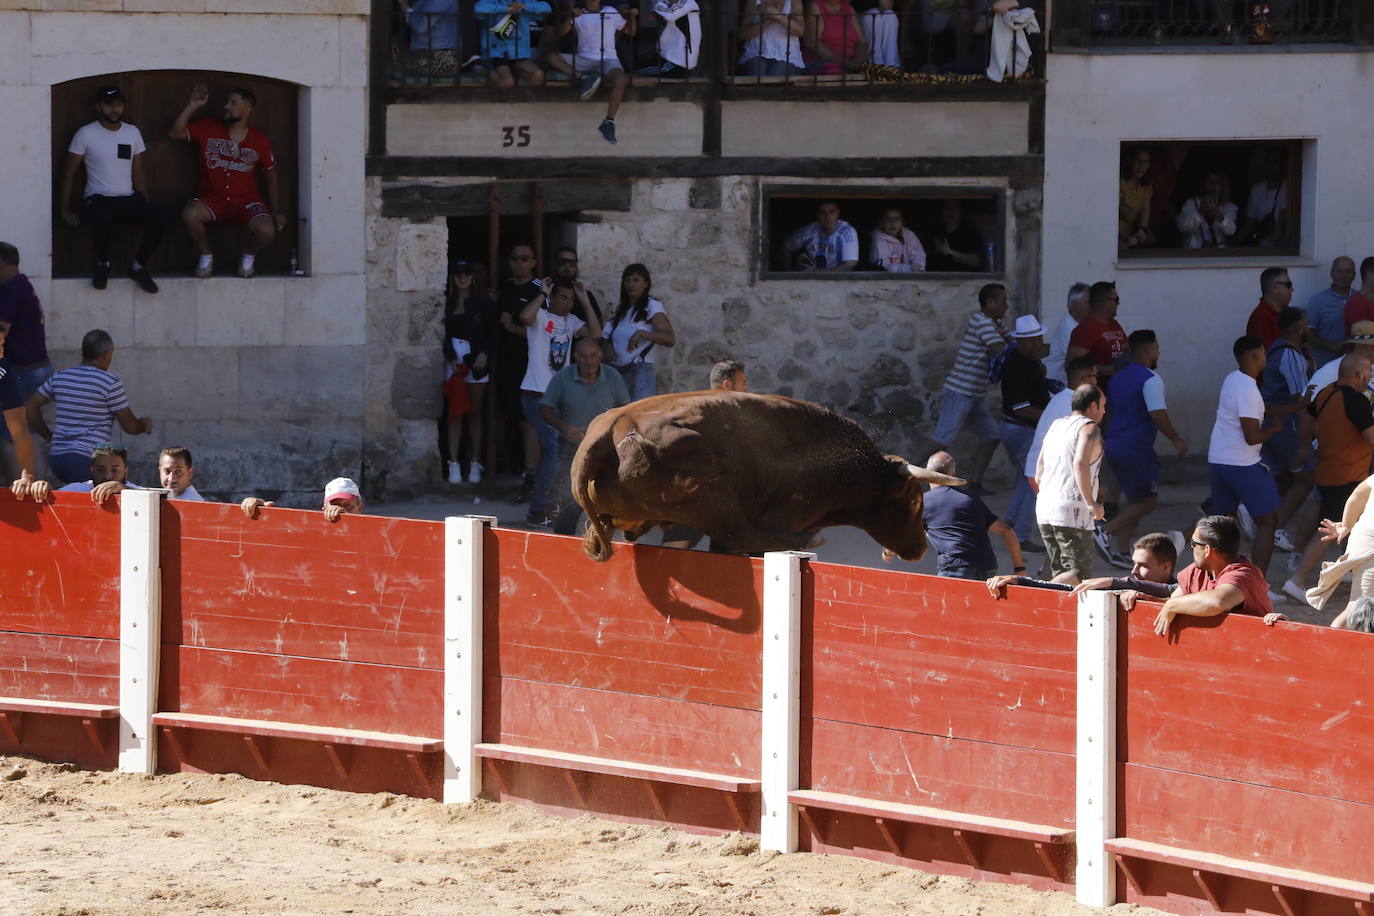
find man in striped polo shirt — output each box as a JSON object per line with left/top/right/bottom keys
{"left": 26, "top": 328, "right": 152, "bottom": 484}
{"left": 931, "top": 283, "right": 1011, "bottom": 495}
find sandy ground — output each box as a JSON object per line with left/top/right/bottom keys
{"left": 0, "top": 756, "right": 1168, "bottom": 916}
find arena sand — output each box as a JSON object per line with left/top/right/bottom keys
{"left": 0, "top": 755, "right": 1167, "bottom": 916}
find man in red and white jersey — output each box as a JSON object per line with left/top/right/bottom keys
{"left": 169, "top": 84, "right": 286, "bottom": 279}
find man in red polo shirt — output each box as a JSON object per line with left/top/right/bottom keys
{"left": 1142, "top": 515, "right": 1285, "bottom": 636}
{"left": 169, "top": 84, "right": 286, "bottom": 280}
{"left": 1245, "top": 266, "right": 1293, "bottom": 348}
{"left": 1343, "top": 257, "right": 1374, "bottom": 334}
{"left": 1066, "top": 281, "right": 1128, "bottom": 386}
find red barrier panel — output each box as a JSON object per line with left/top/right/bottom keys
{"left": 799, "top": 569, "right": 1077, "bottom": 886}
{"left": 1118, "top": 608, "right": 1374, "bottom": 891}
{"left": 481, "top": 530, "right": 763, "bottom": 831}
{"left": 154, "top": 501, "right": 445, "bottom": 796}
{"left": 0, "top": 493, "right": 122, "bottom": 768}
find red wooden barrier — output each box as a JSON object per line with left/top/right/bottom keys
{"left": 0, "top": 493, "right": 121, "bottom": 768}
{"left": 481, "top": 529, "right": 763, "bottom": 832}
{"left": 800, "top": 569, "right": 1077, "bottom": 887}
{"left": 155, "top": 500, "right": 446, "bottom": 797}
{"left": 1116, "top": 607, "right": 1374, "bottom": 912}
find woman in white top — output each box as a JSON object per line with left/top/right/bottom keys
{"left": 1176, "top": 171, "right": 1238, "bottom": 250}
{"left": 737, "top": 0, "right": 807, "bottom": 76}
{"left": 603, "top": 263, "right": 676, "bottom": 401}
{"left": 1306, "top": 475, "right": 1374, "bottom": 628}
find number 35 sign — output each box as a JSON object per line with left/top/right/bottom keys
{"left": 501, "top": 125, "right": 531, "bottom": 148}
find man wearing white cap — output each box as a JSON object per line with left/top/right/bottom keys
{"left": 999, "top": 314, "right": 1053, "bottom": 552}
{"left": 240, "top": 476, "right": 363, "bottom": 522}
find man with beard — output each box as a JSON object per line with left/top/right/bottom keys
{"left": 59, "top": 86, "right": 165, "bottom": 293}
{"left": 170, "top": 84, "right": 285, "bottom": 279}
{"left": 551, "top": 246, "right": 603, "bottom": 325}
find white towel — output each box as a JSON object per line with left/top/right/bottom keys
{"left": 986, "top": 7, "right": 1039, "bottom": 83}
{"left": 652, "top": 0, "right": 702, "bottom": 68}
{"left": 1306, "top": 547, "right": 1374, "bottom": 612}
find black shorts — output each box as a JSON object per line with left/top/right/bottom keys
{"left": 1318, "top": 481, "right": 1360, "bottom": 522}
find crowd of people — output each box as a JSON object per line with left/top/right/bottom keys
{"left": 780, "top": 198, "right": 990, "bottom": 273}
{"left": 924, "top": 255, "right": 1374, "bottom": 633}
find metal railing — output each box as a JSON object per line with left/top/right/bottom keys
{"left": 1052, "top": 0, "right": 1369, "bottom": 48}
{"left": 388, "top": 1, "right": 1041, "bottom": 88}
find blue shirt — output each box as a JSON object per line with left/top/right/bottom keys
{"left": 1306, "top": 286, "right": 1351, "bottom": 367}
{"left": 922, "top": 485, "right": 998, "bottom": 574}
{"left": 1104, "top": 361, "right": 1158, "bottom": 450}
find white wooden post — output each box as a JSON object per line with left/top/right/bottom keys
{"left": 118, "top": 489, "right": 162, "bottom": 774}
{"left": 444, "top": 515, "right": 494, "bottom": 804}
{"left": 760, "top": 550, "right": 812, "bottom": 853}
{"left": 1075, "top": 588, "right": 1119, "bottom": 906}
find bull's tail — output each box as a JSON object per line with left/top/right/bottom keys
{"left": 581, "top": 483, "right": 615, "bottom": 563}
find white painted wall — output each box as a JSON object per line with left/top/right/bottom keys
{"left": 1042, "top": 50, "right": 1374, "bottom": 441}
{"left": 0, "top": 2, "right": 369, "bottom": 499}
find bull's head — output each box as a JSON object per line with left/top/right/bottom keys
{"left": 873, "top": 456, "right": 966, "bottom": 563}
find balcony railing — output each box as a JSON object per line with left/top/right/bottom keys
{"left": 387, "top": 1, "right": 1042, "bottom": 89}
{"left": 1052, "top": 0, "right": 1370, "bottom": 48}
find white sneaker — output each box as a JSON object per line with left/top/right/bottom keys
{"left": 1281, "top": 579, "right": 1311, "bottom": 607}
{"left": 195, "top": 254, "right": 213, "bottom": 279}
{"left": 1238, "top": 504, "right": 1256, "bottom": 540}
{"left": 447, "top": 461, "right": 461, "bottom": 484}
{"left": 1285, "top": 552, "right": 1300, "bottom": 574}
{"left": 1273, "top": 528, "right": 1296, "bottom": 552}
{"left": 1268, "top": 588, "right": 1288, "bottom": 606}
{"left": 466, "top": 461, "right": 484, "bottom": 484}
{"left": 237, "top": 253, "right": 256, "bottom": 279}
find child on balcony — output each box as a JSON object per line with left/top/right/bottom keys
{"left": 546, "top": 0, "right": 638, "bottom": 144}
{"left": 476, "top": 0, "right": 553, "bottom": 88}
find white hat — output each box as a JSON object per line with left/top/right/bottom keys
{"left": 323, "top": 477, "right": 361, "bottom": 505}
{"left": 1012, "top": 315, "right": 1045, "bottom": 339}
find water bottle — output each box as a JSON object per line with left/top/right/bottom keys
{"left": 289, "top": 248, "right": 305, "bottom": 277}
{"left": 984, "top": 242, "right": 996, "bottom": 273}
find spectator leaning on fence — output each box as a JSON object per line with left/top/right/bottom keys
{"left": 0, "top": 323, "right": 41, "bottom": 498}
{"left": 1147, "top": 515, "right": 1283, "bottom": 637}
{"left": 241, "top": 477, "right": 364, "bottom": 522}
{"left": 987, "top": 531, "right": 1180, "bottom": 599}
{"left": 27, "top": 329, "right": 152, "bottom": 486}
{"left": 34, "top": 444, "right": 141, "bottom": 505}
{"left": 158, "top": 446, "right": 203, "bottom": 501}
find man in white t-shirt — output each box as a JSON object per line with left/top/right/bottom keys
{"left": 1208, "top": 335, "right": 1283, "bottom": 589}
{"left": 158, "top": 446, "right": 205, "bottom": 501}
{"left": 58, "top": 86, "right": 165, "bottom": 294}
{"left": 1044, "top": 282, "right": 1090, "bottom": 385}
{"left": 519, "top": 278, "right": 602, "bottom": 525}
{"left": 547, "top": 0, "right": 638, "bottom": 144}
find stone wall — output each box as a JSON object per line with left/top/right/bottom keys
{"left": 364, "top": 173, "right": 1044, "bottom": 496}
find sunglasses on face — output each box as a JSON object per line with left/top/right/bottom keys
{"left": 557, "top": 258, "right": 578, "bottom": 266}
{"left": 510, "top": 254, "right": 533, "bottom": 261}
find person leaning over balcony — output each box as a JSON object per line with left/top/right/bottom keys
{"left": 1118, "top": 147, "right": 1154, "bottom": 250}
{"left": 26, "top": 329, "right": 152, "bottom": 486}
{"left": 476, "top": 0, "right": 551, "bottom": 88}
{"left": 1149, "top": 515, "right": 1283, "bottom": 636}
{"left": 545, "top": 0, "right": 636, "bottom": 144}
{"left": 987, "top": 531, "right": 1180, "bottom": 597}
{"left": 1175, "top": 170, "right": 1237, "bottom": 250}
{"left": 869, "top": 208, "right": 926, "bottom": 272}
{"left": 804, "top": 0, "right": 867, "bottom": 74}
{"left": 603, "top": 263, "right": 675, "bottom": 401}
{"left": 1305, "top": 256, "right": 1356, "bottom": 367}
{"left": 782, "top": 201, "right": 859, "bottom": 271}
{"left": 737, "top": 0, "right": 807, "bottom": 76}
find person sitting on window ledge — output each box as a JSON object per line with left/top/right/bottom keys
{"left": 782, "top": 200, "right": 859, "bottom": 271}
{"left": 545, "top": 0, "right": 637, "bottom": 144}
{"left": 925, "top": 199, "right": 984, "bottom": 272}
{"left": 1236, "top": 148, "right": 1290, "bottom": 248}
{"left": 738, "top": 0, "right": 807, "bottom": 76}
{"left": 476, "top": 0, "right": 552, "bottom": 88}
{"left": 1176, "top": 170, "right": 1238, "bottom": 250}
{"left": 804, "top": 0, "right": 868, "bottom": 74}
{"left": 1118, "top": 146, "right": 1155, "bottom": 250}
{"left": 869, "top": 207, "right": 926, "bottom": 272}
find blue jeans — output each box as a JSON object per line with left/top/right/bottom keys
{"left": 1001, "top": 421, "right": 1036, "bottom": 541}
{"left": 521, "top": 392, "right": 561, "bottom": 516}
{"left": 614, "top": 362, "right": 657, "bottom": 401}
{"left": 939, "top": 567, "right": 993, "bottom": 580}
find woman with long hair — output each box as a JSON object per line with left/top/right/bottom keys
{"left": 1119, "top": 147, "right": 1155, "bottom": 249}
{"left": 603, "top": 264, "right": 676, "bottom": 401}
{"left": 442, "top": 257, "right": 498, "bottom": 483}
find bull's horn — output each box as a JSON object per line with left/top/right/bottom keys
{"left": 905, "top": 463, "right": 966, "bottom": 486}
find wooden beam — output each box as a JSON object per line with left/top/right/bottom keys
{"left": 1271, "top": 885, "right": 1301, "bottom": 916}
{"left": 874, "top": 818, "right": 902, "bottom": 857}
{"left": 243, "top": 735, "right": 270, "bottom": 771}
{"left": 1116, "top": 855, "right": 1145, "bottom": 896}
{"left": 1192, "top": 870, "right": 1225, "bottom": 912}
{"left": 952, "top": 830, "right": 982, "bottom": 871}
{"left": 642, "top": 782, "right": 667, "bottom": 820}
{"left": 80, "top": 718, "right": 106, "bottom": 755}
{"left": 322, "top": 743, "right": 350, "bottom": 780}
{"left": 367, "top": 155, "right": 1044, "bottom": 181}
{"left": 159, "top": 726, "right": 189, "bottom": 763}
{"left": 0, "top": 711, "right": 21, "bottom": 746}
{"left": 1035, "top": 841, "right": 1067, "bottom": 884}
{"left": 724, "top": 793, "right": 748, "bottom": 833}
{"left": 797, "top": 806, "right": 825, "bottom": 845}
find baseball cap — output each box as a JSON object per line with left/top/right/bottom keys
{"left": 451, "top": 258, "right": 475, "bottom": 273}
{"left": 1012, "top": 315, "right": 1045, "bottom": 339}
{"left": 96, "top": 85, "right": 124, "bottom": 102}
{"left": 1346, "top": 321, "right": 1374, "bottom": 343}
{"left": 323, "top": 477, "right": 361, "bottom": 505}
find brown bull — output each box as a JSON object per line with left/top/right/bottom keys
{"left": 571, "top": 391, "right": 963, "bottom": 562}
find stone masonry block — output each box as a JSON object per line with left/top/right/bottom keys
{"left": 195, "top": 277, "right": 287, "bottom": 346}
{"left": 117, "top": 347, "right": 239, "bottom": 420}
{"left": 283, "top": 274, "right": 366, "bottom": 346}
{"left": 395, "top": 221, "right": 447, "bottom": 292}
{"left": 45, "top": 279, "right": 134, "bottom": 350}
{"left": 133, "top": 279, "right": 198, "bottom": 348}
{"left": 649, "top": 180, "right": 689, "bottom": 212}
{"left": 238, "top": 346, "right": 365, "bottom": 419}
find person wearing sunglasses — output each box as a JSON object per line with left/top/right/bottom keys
{"left": 1148, "top": 516, "right": 1285, "bottom": 637}
{"left": 1245, "top": 267, "right": 1294, "bottom": 350}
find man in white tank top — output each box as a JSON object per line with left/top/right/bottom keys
{"left": 1033, "top": 385, "right": 1106, "bottom": 583}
